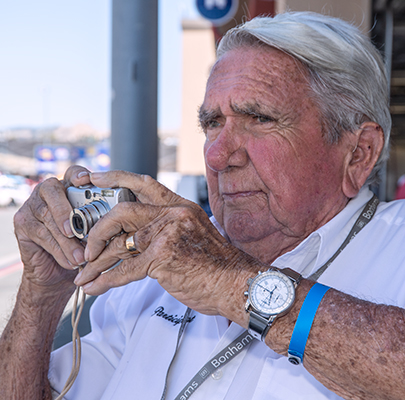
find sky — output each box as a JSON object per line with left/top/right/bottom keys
{"left": 0, "top": 0, "right": 199, "bottom": 132}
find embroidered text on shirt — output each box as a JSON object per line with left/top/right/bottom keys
{"left": 152, "top": 306, "right": 196, "bottom": 326}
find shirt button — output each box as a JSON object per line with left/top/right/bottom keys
{"left": 211, "top": 369, "right": 223, "bottom": 380}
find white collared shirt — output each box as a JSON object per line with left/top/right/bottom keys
{"left": 50, "top": 187, "right": 405, "bottom": 399}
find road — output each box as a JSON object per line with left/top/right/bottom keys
{"left": 0, "top": 206, "right": 23, "bottom": 334}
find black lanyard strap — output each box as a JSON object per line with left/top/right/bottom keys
{"left": 173, "top": 330, "right": 253, "bottom": 400}
{"left": 309, "top": 194, "right": 379, "bottom": 281}
{"left": 160, "top": 307, "right": 193, "bottom": 400}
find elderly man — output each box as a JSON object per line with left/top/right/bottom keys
{"left": 1, "top": 11, "right": 405, "bottom": 400}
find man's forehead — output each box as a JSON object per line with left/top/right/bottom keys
{"left": 202, "top": 46, "right": 310, "bottom": 113}
{"left": 205, "top": 47, "right": 310, "bottom": 102}
{"left": 210, "top": 46, "right": 304, "bottom": 80}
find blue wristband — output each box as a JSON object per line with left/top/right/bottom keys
{"left": 288, "top": 282, "right": 330, "bottom": 365}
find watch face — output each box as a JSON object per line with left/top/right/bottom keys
{"left": 249, "top": 270, "right": 295, "bottom": 316}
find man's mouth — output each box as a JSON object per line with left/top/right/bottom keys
{"left": 222, "top": 191, "right": 261, "bottom": 200}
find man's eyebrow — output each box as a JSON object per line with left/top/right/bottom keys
{"left": 198, "top": 106, "right": 222, "bottom": 126}
{"left": 231, "top": 102, "right": 269, "bottom": 116}
{"left": 231, "top": 102, "right": 280, "bottom": 122}
{"left": 199, "top": 102, "right": 266, "bottom": 120}
{"left": 198, "top": 102, "right": 279, "bottom": 128}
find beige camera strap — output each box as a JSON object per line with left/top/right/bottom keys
{"left": 55, "top": 277, "right": 86, "bottom": 400}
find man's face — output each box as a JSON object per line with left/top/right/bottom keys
{"left": 201, "top": 46, "right": 352, "bottom": 260}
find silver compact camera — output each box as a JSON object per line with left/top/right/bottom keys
{"left": 67, "top": 184, "right": 137, "bottom": 239}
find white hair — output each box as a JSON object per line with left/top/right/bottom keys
{"left": 217, "top": 12, "right": 391, "bottom": 185}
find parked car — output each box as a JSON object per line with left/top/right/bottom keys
{"left": 0, "top": 174, "right": 32, "bottom": 207}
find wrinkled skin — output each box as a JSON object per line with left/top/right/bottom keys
{"left": 73, "top": 169, "right": 261, "bottom": 316}
{"left": 13, "top": 46, "right": 379, "bottom": 311}
{"left": 3, "top": 45, "right": 395, "bottom": 400}
{"left": 13, "top": 171, "right": 88, "bottom": 291}
{"left": 201, "top": 47, "right": 359, "bottom": 262}
{"left": 13, "top": 166, "right": 261, "bottom": 318}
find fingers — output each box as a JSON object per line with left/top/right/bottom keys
{"left": 80, "top": 258, "right": 147, "bottom": 296}
{"left": 20, "top": 175, "right": 86, "bottom": 268}
{"left": 83, "top": 201, "right": 165, "bottom": 262}
{"left": 62, "top": 165, "right": 92, "bottom": 188}
{"left": 89, "top": 170, "right": 181, "bottom": 206}
{"left": 75, "top": 170, "right": 220, "bottom": 300}
{"left": 36, "top": 166, "right": 91, "bottom": 264}
{"left": 37, "top": 177, "right": 74, "bottom": 238}
{"left": 37, "top": 165, "right": 91, "bottom": 238}
{"left": 74, "top": 232, "right": 143, "bottom": 291}
{"left": 38, "top": 179, "right": 86, "bottom": 265}
{"left": 15, "top": 201, "right": 79, "bottom": 270}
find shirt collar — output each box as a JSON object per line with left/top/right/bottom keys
{"left": 210, "top": 187, "right": 374, "bottom": 278}
{"left": 273, "top": 187, "right": 374, "bottom": 277}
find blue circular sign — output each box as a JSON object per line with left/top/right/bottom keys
{"left": 196, "top": 0, "right": 239, "bottom": 26}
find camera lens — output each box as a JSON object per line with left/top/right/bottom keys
{"left": 69, "top": 200, "right": 110, "bottom": 239}
{"left": 71, "top": 214, "right": 85, "bottom": 235}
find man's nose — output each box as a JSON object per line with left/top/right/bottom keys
{"left": 204, "top": 124, "right": 248, "bottom": 172}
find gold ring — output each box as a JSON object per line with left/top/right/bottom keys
{"left": 125, "top": 235, "right": 140, "bottom": 255}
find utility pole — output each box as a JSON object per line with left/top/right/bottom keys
{"left": 378, "top": 0, "right": 394, "bottom": 201}
{"left": 111, "top": 0, "right": 158, "bottom": 178}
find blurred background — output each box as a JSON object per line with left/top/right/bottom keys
{"left": 0, "top": 0, "right": 404, "bottom": 334}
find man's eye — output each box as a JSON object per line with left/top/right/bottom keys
{"left": 206, "top": 120, "right": 220, "bottom": 129}
{"left": 254, "top": 115, "right": 273, "bottom": 123}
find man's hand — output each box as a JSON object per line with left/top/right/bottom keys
{"left": 0, "top": 165, "right": 95, "bottom": 399}
{"left": 14, "top": 165, "right": 91, "bottom": 291}
{"left": 74, "top": 170, "right": 261, "bottom": 318}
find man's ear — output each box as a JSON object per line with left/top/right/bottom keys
{"left": 342, "top": 122, "right": 384, "bottom": 198}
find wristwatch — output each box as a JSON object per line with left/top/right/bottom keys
{"left": 244, "top": 268, "right": 302, "bottom": 341}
